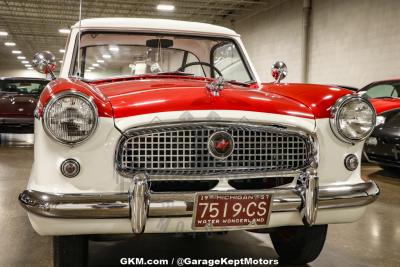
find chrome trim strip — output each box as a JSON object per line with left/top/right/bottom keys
{"left": 19, "top": 181, "right": 379, "bottom": 219}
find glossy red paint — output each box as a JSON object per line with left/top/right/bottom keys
{"left": 38, "top": 78, "right": 113, "bottom": 117}
{"left": 370, "top": 98, "right": 400, "bottom": 115}
{"left": 40, "top": 75, "right": 353, "bottom": 120}
{"left": 93, "top": 77, "right": 315, "bottom": 119}
{"left": 262, "top": 83, "right": 353, "bottom": 118}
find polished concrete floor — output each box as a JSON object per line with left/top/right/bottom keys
{"left": 1, "top": 133, "right": 399, "bottom": 267}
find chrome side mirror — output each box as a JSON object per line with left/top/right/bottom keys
{"left": 32, "top": 51, "right": 57, "bottom": 80}
{"left": 271, "top": 61, "right": 287, "bottom": 83}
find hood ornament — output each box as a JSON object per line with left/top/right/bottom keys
{"left": 206, "top": 76, "right": 225, "bottom": 96}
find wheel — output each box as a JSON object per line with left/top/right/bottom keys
{"left": 53, "top": 235, "right": 88, "bottom": 267}
{"left": 270, "top": 224, "right": 327, "bottom": 265}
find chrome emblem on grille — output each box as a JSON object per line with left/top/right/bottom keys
{"left": 208, "top": 131, "right": 234, "bottom": 160}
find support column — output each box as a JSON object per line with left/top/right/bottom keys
{"left": 301, "top": 0, "right": 312, "bottom": 83}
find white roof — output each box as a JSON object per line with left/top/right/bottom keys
{"left": 72, "top": 18, "right": 239, "bottom": 37}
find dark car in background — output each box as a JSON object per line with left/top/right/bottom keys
{"left": 364, "top": 108, "right": 400, "bottom": 171}
{"left": 359, "top": 79, "right": 400, "bottom": 172}
{"left": 0, "top": 77, "right": 49, "bottom": 133}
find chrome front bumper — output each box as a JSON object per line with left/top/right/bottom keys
{"left": 19, "top": 174, "right": 379, "bottom": 233}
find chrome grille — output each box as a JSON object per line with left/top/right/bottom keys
{"left": 116, "top": 123, "right": 313, "bottom": 176}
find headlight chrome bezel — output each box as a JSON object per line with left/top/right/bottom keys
{"left": 330, "top": 94, "right": 376, "bottom": 144}
{"left": 43, "top": 91, "right": 98, "bottom": 146}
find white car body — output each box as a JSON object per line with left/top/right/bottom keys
{"left": 20, "top": 18, "right": 378, "bottom": 237}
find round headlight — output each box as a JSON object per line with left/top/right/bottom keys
{"left": 43, "top": 92, "right": 98, "bottom": 145}
{"left": 330, "top": 95, "right": 376, "bottom": 143}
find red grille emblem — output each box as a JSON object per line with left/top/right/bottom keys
{"left": 208, "top": 131, "right": 234, "bottom": 159}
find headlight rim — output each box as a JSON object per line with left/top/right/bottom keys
{"left": 42, "top": 90, "right": 99, "bottom": 146}
{"left": 330, "top": 94, "right": 376, "bottom": 144}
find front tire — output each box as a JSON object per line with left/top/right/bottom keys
{"left": 53, "top": 235, "right": 88, "bottom": 267}
{"left": 270, "top": 224, "right": 327, "bottom": 265}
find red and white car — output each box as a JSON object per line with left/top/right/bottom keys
{"left": 19, "top": 18, "right": 379, "bottom": 266}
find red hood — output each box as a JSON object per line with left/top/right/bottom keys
{"left": 369, "top": 98, "right": 400, "bottom": 115}
{"left": 92, "top": 77, "right": 315, "bottom": 119}
{"left": 262, "top": 83, "right": 353, "bottom": 118}
{"left": 39, "top": 77, "right": 352, "bottom": 122}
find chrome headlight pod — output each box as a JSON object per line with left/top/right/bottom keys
{"left": 43, "top": 91, "right": 98, "bottom": 145}
{"left": 330, "top": 94, "right": 376, "bottom": 144}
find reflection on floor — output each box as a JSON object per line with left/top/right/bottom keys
{"left": 0, "top": 136, "right": 399, "bottom": 267}
{"left": 0, "top": 133, "right": 34, "bottom": 147}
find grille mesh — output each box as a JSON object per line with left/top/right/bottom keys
{"left": 116, "top": 124, "right": 312, "bottom": 176}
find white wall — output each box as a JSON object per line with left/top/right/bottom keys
{"left": 234, "top": 0, "right": 400, "bottom": 88}
{"left": 309, "top": 0, "right": 400, "bottom": 88}
{"left": 234, "top": 0, "right": 303, "bottom": 83}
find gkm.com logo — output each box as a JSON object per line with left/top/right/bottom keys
{"left": 120, "top": 257, "right": 279, "bottom": 266}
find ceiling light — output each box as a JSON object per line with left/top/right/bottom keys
{"left": 0, "top": 31, "right": 8, "bottom": 36}
{"left": 59, "top": 60, "right": 63, "bottom": 63}
{"left": 27, "top": 67, "right": 33, "bottom": 70}
{"left": 109, "top": 45, "right": 119, "bottom": 52}
{"left": 88, "top": 67, "right": 95, "bottom": 70}
{"left": 157, "top": 4, "right": 175, "bottom": 11}
{"left": 17, "top": 56, "right": 25, "bottom": 59}
{"left": 102, "top": 54, "right": 111, "bottom": 59}
{"left": 4, "top": 42, "right": 15, "bottom": 46}
{"left": 59, "top": 49, "right": 65, "bottom": 53}
{"left": 97, "top": 59, "right": 104, "bottom": 63}
{"left": 86, "top": 69, "right": 92, "bottom": 72}
{"left": 12, "top": 50, "right": 21, "bottom": 54}
{"left": 92, "top": 63, "right": 99, "bottom": 67}
{"left": 21, "top": 60, "right": 29, "bottom": 64}
{"left": 58, "top": 28, "right": 70, "bottom": 34}
{"left": 25, "top": 64, "right": 32, "bottom": 67}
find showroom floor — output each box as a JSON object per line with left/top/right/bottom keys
{"left": 1, "top": 134, "right": 399, "bottom": 267}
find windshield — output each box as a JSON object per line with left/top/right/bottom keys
{"left": 72, "top": 32, "right": 254, "bottom": 83}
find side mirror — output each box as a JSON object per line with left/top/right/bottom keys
{"left": 32, "top": 51, "right": 57, "bottom": 80}
{"left": 271, "top": 61, "right": 287, "bottom": 83}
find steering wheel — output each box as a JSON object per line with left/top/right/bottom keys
{"left": 177, "top": 61, "right": 223, "bottom": 78}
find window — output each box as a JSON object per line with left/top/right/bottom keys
{"left": 71, "top": 32, "right": 255, "bottom": 83}
{"left": 365, "top": 83, "right": 399, "bottom": 98}
{"left": 1, "top": 81, "right": 48, "bottom": 94}
{"left": 78, "top": 45, "right": 200, "bottom": 80}
{"left": 212, "top": 43, "right": 252, "bottom": 83}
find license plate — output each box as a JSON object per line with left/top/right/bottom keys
{"left": 192, "top": 192, "right": 272, "bottom": 230}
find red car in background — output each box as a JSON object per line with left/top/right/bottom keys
{"left": 359, "top": 79, "right": 400, "bottom": 170}
{"left": 0, "top": 77, "right": 49, "bottom": 133}
{"left": 358, "top": 79, "right": 400, "bottom": 114}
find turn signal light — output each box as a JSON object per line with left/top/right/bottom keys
{"left": 61, "top": 159, "right": 80, "bottom": 178}
{"left": 344, "top": 154, "right": 359, "bottom": 171}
